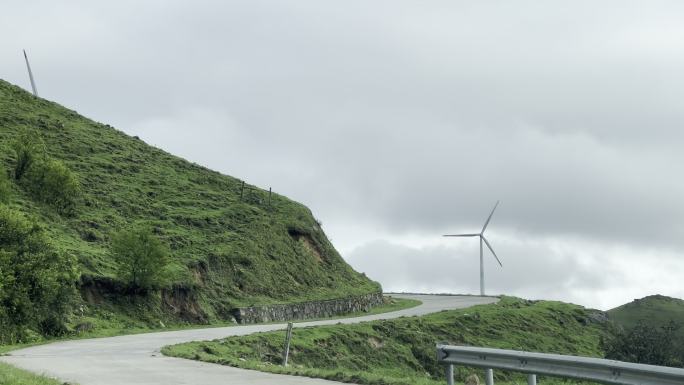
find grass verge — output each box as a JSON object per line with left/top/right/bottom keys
{"left": 0, "top": 362, "right": 64, "bottom": 385}
{"left": 163, "top": 297, "right": 608, "bottom": 385}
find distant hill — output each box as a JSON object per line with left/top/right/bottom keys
{"left": 608, "top": 295, "right": 684, "bottom": 330}
{"left": 0, "top": 79, "right": 380, "bottom": 329}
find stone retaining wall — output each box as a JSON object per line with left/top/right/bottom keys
{"left": 231, "top": 292, "right": 384, "bottom": 324}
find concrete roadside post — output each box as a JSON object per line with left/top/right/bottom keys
{"left": 282, "top": 322, "right": 293, "bottom": 367}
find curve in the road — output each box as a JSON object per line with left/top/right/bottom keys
{"left": 1, "top": 294, "right": 498, "bottom": 385}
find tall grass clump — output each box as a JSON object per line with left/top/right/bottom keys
{"left": 11, "top": 129, "right": 45, "bottom": 181}
{"left": 0, "top": 171, "right": 10, "bottom": 204}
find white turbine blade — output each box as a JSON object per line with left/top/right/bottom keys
{"left": 443, "top": 233, "right": 480, "bottom": 237}
{"left": 481, "top": 200, "right": 500, "bottom": 234}
{"left": 482, "top": 236, "right": 502, "bottom": 267}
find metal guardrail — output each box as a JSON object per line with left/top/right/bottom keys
{"left": 436, "top": 344, "right": 684, "bottom": 385}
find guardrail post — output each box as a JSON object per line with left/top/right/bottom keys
{"left": 446, "top": 364, "right": 454, "bottom": 385}
{"left": 527, "top": 374, "right": 536, "bottom": 385}
{"left": 485, "top": 368, "right": 494, "bottom": 385}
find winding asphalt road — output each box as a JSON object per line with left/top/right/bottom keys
{"left": 1, "top": 294, "right": 497, "bottom": 385}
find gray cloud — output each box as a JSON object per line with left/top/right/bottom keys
{"left": 3, "top": 1, "right": 684, "bottom": 308}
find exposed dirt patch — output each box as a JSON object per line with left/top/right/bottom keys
{"left": 161, "top": 286, "right": 207, "bottom": 322}
{"left": 81, "top": 277, "right": 207, "bottom": 322}
{"left": 287, "top": 228, "right": 324, "bottom": 263}
{"left": 299, "top": 237, "right": 323, "bottom": 262}
{"left": 190, "top": 261, "right": 208, "bottom": 286}
{"left": 80, "top": 276, "right": 126, "bottom": 304}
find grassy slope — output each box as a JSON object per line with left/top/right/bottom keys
{"left": 164, "top": 297, "right": 608, "bottom": 385}
{"left": 608, "top": 295, "right": 684, "bottom": 329}
{"left": 608, "top": 295, "right": 684, "bottom": 349}
{"left": 0, "top": 79, "right": 379, "bottom": 329}
{"left": 0, "top": 363, "right": 63, "bottom": 385}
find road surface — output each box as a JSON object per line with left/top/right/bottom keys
{"left": 1, "top": 294, "right": 498, "bottom": 385}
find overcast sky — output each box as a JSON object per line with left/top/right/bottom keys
{"left": 3, "top": 1, "right": 684, "bottom": 310}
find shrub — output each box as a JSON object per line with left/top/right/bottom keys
{"left": 11, "top": 129, "right": 45, "bottom": 180}
{"left": 24, "top": 159, "right": 81, "bottom": 214}
{"left": 0, "top": 206, "right": 78, "bottom": 344}
{"left": 604, "top": 321, "right": 682, "bottom": 367}
{"left": 112, "top": 226, "right": 171, "bottom": 292}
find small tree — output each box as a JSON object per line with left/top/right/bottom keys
{"left": 25, "top": 159, "right": 80, "bottom": 214}
{"left": 112, "top": 226, "right": 170, "bottom": 292}
{"left": 11, "top": 129, "right": 45, "bottom": 180}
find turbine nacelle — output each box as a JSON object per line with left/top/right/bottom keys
{"left": 443, "top": 200, "right": 502, "bottom": 267}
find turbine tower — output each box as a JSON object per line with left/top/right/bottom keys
{"left": 23, "top": 49, "right": 38, "bottom": 97}
{"left": 443, "top": 201, "right": 502, "bottom": 296}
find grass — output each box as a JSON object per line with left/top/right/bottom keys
{"left": 0, "top": 78, "right": 380, "bottom": 334}
{"left": 163, "top": 297, "right": 608, "bottom": 385}
{"left": 0, "top": 363, "right": 64, "bottom": 385}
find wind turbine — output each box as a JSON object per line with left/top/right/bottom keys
{"left": 443, "top": 201, "right": 502, "bottom": 296}
{"left": 23, "top": 49, "right": 38, "bottom": 97}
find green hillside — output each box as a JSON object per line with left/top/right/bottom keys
{"left": 164, "top": 297, "right": 609, "bottom": 385}
{"left": 0, "top": 79, "right": 380, "bottom": 333}
{"left": 608, "top": 295, "right": 684, "bottom": 329}
{"left": 607, "top": 294, "right": 684, "bottom": 361}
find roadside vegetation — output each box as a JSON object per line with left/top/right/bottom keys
{"left": 0, "top": 362, "right": 64, "bottom": 385}
{"left": 164, "top": 297, "right": 609, "bottom": 385}
{"left": 0, "top": 205, "right": 78, "bottom": 344}
{"left": 604, "top": 320, "right": 681, "bottom": 367}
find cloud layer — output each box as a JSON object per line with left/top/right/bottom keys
{"left": 3, "top": 1, "right": 684, "bottom": 309}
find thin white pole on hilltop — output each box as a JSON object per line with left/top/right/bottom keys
{"left": 23, "top": 49, "right": 38, "bottom": 97}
